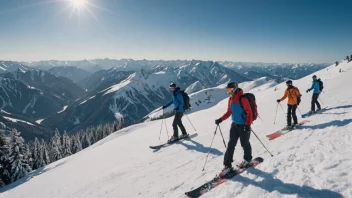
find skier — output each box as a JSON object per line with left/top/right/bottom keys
{"left": 346, "top": 56, "right": 350, "bottom": 62}
{"left": 276, "top": 80, "right": 301, "bottom": 129}
{"left": 306, "top": 75, "right": 322, "bottom": 114}
{"left": 162, "top": 83, "right": 188, "bottom": 142}
{"left": 350, "top": 55, "right": 352, "bottom": 62}
{"left": 215, "top": 82, "right": 253, "bottom": 176}
{"left": 335, "top": 61, "right": 339, "bottom": 66}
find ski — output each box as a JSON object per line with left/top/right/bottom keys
{"left": 149, "top": 133, "right": 198, "bottom": 150}
{"left": 301, "top": 107, "right": 328, "bottom": 118}
{"left": 185, "top": 157, "right": 264, "bottom": 198}
{"left": 266, "top": 120, "right": 309, "bottom": 140}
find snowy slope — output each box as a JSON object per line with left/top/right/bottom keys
{"left": 1, "top": 61, "right": 351, "bottom": 198}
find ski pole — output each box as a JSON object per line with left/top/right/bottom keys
{"left": 218, "top": 125, "right": 227, "bottom": 148}
{"left": 162, "top": 112, "right": 169, "bottom": 139}
{"left": 274, "top": 103, "right": 279, "bottom": 125}
{"left": 202, "top": 126, "right": 218, "bottom": 171}
{"left": 158, "top": 110, "right": 164, "bottom": 140}
{"left": 297, "top": 106, "right": 303, "bottom": 117}
{"left": 184, "top": 111, "right": 196, "bottom": 131}
{"left": 279, "top": 103, "right": 286, "bottom": 115}
{"left": 251, "top": 129, "right": 274, "bottom": 157}
{"left": 319, "top": 98, "right": 324, "bottom": 106}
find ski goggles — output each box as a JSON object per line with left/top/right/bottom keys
{"left": 226, "top": 88, "right": 234, "bottom": 93}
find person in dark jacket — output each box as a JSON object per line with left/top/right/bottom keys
{"left": 163, "top": 83, "right": 188, "bottom": 142}
{"left": 215, "top": 82, "right": 253, "bottom": 177}
{"left": 306, "top": 75, "right": 321, "bottom": 113}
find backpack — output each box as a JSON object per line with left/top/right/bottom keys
{"left": 239, "top": 93, "right": 258, "bottom": 121}
{"left": 181, "top": 90, "right": 191, "bottom": 110}
{"left": 318, "top": 79, "right": 324, "bottom": 91}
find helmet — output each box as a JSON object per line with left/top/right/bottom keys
{"left": 226, "top": 82, "right": 238, "bottom": 89}
{"left": 169, "top": 83, "right": 176, "bottom": 88}
{"left": 286, "top": 80, "right": 292, "bottom": 85}
{"left": 312, "top": 75, "right": 317, "bottom": 79}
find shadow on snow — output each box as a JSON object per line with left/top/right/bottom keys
{"left": 233, "top": 168, "right": 342, "bottom": 198}
{"left": 178, "top": 139, "right": 223, "bottom": 156}
{"left": 300, "top": 119, "right": 352, "bottom": 130}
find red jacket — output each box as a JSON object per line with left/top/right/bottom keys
{"left": 221, "top": 89, "right": 253, "bottom": 126}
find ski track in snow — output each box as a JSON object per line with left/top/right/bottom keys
{"left": 1, "top": 61, "right": 352, "bottom": 198}
{"left": 3, "top": 116, "right": 35, "bottom": 126}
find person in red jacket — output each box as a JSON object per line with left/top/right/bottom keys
{"left": 215, "top": 82, "right": 253, "bottom": 177}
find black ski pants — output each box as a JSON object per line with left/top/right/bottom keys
{"left": 287, "top": 104, "right": 298, "bottom": 126}
{"left": 311, "top": 93, "right": 321, "bottom": 112}
{"left": 172, "top": 112, "right": 187, "bottom": 137}
{"left": 224, "top": 123, "right": 252, "bottom": 167}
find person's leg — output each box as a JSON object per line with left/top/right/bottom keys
{"left": 311, "top": 94, "right": 316, "bottom": 112}
{"left": 176, "top": 112, "right": 187, "bottom": 135}
{"left": 223, "top": 123, "right": 240, "bottom": 167}
{"left": 292, "top": 105, "right": 298, "bottom": 125}
{"left": 287, "top": 105, "right": 292, "bottom": 126}
{"left": 172, "top": 113, "right": 179, "bottom": 137}
{"left": 238, "top": 125, "right": 252, "bottom": 162}
{"left": 315, "top": 94, "right": 321, "bottom": 110}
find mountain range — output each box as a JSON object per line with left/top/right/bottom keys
{"left": 0, "top": 59, "right": 329, "bottom": 140}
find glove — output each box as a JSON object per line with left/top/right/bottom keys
{"left": 215, "top": 118, "right": 222, "bottom": 125}
{"left": 276, "top": 99, "right": 280, "bottom": 103}
{"left": 244, "top": 125, "right": 251, "bottom": 132}
{"left": 173, "top": 107, "right": 179, "bottom": 111}
{"left": 162, "top": 106, "right": 166, "bottom": 109}
{"left": 306, "top": 89, "right": 310, "bottom": 93}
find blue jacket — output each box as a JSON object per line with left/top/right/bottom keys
{"left": 308, "top": 80, "right": 321, "bottom": 94}
{"left": 165, "top": 88, "right": 185, "bottom": 112}
{"left": 220, "top": 89, "right": 253, "bottom": 126}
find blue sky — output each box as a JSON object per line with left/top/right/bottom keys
{"left": 0, "top": 0, "right": 351, "bottom": 63}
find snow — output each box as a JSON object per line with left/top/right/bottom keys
{"left": 36, "top": 119, "right": 44, "bottom": 124}
{"left": 57, "top": 105, "right": 68, "bottom": 113}
{"left": 79, "top": 96, "right": 96, "bottom": 105}
{"left": 0, "top": 109, "right": 11, "bottom": 115}
{"left": 2, "top": 116, "right": 35, "bottom": 126}
{"left": 1, "top": 61, "right": 352, "bottom": 198}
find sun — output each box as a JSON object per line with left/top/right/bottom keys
{"left": 70, "top": 0, "right": 87, "bottom": 9}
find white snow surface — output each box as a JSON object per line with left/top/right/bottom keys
{"left": 35, "top": 119, "right": 44, "bottom": 124}
{"left": 57, "top": 105, "right": 68, "bottom": 113}
{"left": 2, "top": 116, "right": 35, "bottom": 126}
{"left": 1, "top": 61, "right": 352, "bottom": 198}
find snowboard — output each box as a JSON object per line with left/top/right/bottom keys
{"left": 185, "top": 157, "right": 264, "bottom": 198}
{"left": 149, "top": 133, "right": 198, "bottom": 150}
{"left": 301, "top": 107, "right": 328, "bottom": 118}
{"left": 266, "top": 120, "right": 310, "bottom": 140}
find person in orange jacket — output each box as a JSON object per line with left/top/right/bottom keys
{"left": 277, "top": 80, "right": 301, "bottom": 129}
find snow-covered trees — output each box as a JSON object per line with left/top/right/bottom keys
{"left": 50, "top": 129, "right": 62, "bottom": 161}
{"left": 0, "top": 129, "right": 9, "bottom": 186}
{"left": 62, "top": 131, "right": 72, "bottom": 157}
{"left": 0, "top": 120, "right": 123, "bottom": 186}
{"left": 8, "top": 129, "right": 32, "bottom": 182}
{"left": 33, "top": 138, "right": 45, "bottom": 169}
{"left": 41, "top": 139, "right": 51, "bottom": 165}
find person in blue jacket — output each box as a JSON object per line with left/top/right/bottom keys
{"left": 163, "top": 83, "right": 188, "bottom": 142}
{"left": 306, "top": 75, "right": 321, "bottom": 113}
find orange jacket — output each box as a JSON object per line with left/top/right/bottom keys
{"left": 280, "top": 86, "right": 301, "bottom": 105}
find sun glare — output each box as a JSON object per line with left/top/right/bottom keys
{"left": 70, "top": 0, "right": 87, "bottom": 9}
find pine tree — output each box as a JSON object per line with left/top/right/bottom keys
{"left": 41, "top": 139, "right": 50, "bottom": 165}
{"left": 0, "top": 129, "right": 9, "bottom": 186}
{"left": 71, "top": 134, "right": 82, "bottom": 154}
{"left": 33, "top": 138, "right": 45, "bottom": 169}
{"left": 8, "top": 129, "right": 32, "bottom": 182}
{"left": 25, "top": 144, "right": 34, "bottom": 169}
{"left": 62, "top": 131, "right": 72, "bottom": 157}
{"left": 50, "top": 129, "right": 62, "bottom": 161}
{"left": 82, "top": 129, "right": 92, "bottom": 149}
